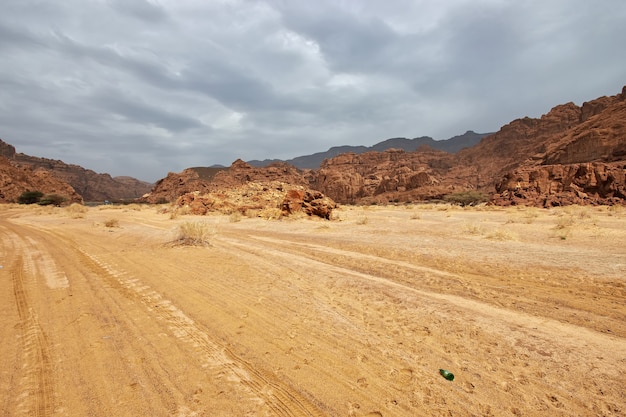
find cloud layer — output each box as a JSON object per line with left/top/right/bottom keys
{"left": 1, "top": 0, "right": 624, "bottom": 181}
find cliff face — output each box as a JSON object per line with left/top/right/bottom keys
{"left": 312, "top": 148, "right": 454, "bottom": 204}
{"left": 491, "top": 87, "right": 626, "bottom": 206}
{"left": 0, "top": 155, "right": 83, "bottom": 204}
{"left": 9, "top": 152, "right": 152, "bottom": 202}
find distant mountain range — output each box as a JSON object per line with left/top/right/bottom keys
{"left": 247, "top": 130, "right": 491, "bottom": 169}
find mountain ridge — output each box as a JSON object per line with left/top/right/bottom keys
{"left": 247, "top": 131, "right": 490, "bottom": 169}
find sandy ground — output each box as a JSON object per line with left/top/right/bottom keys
{"left": 1, "top": 202, "right": 625, "bottom": 417}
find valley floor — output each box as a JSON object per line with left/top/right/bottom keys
{"left": 1, "top": 203, "right": 625, "bottom": 416}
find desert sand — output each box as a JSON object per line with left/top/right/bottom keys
{"left": 1, "top": 203, "right": 625, "bottom": 416}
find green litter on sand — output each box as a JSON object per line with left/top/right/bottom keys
{"left": 439, "top": 369, "right": 454, "bottom": 381}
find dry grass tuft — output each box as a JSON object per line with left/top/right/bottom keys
{"left": 104, "top": 218, "right": 120, "bottom": 228}
{"left": 173, "top": 221, "right": 214, "bottom": 246}
{"left": 65, "top": 203, "right": 88, "bottom": 219}
{"left": 463, "top": 222, "right": 484, "bottom": 235}
{"left": 486, "top": 228, "right": 518, "bottom": 241}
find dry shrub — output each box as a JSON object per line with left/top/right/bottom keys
{"left": 104, "top": 218, "right": 119, "bottom": 228}
{"left": 356, "top": 216, "right": 369, "bottom": 225}
{"left": 229, "top": 212, "right": 242, "bottom": 223}
{"left": 463, "top": 222, "right": 484, "bottom": 235}
{"left": 65, "top": 203, "right": 88, "bottom": 219}
{"left": 410, "top": 212, "right": 421, "bottom": 220}
{"left": 554, "top": 214, "right": 575, "bottom": 230}
{"left": 174, "top": 221, "right": 214, "bottom": 246}
{"left": 486, "top": 229, "right": 518, "bottom": 241}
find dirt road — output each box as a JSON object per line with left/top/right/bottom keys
{"left": 1, "top": 204, "right": 625, "bottom": 416}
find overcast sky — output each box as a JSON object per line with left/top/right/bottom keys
{"left": 1, "top": 0, "right": 624, "bottom": 182}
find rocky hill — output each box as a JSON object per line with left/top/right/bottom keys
{"left": 0, "top": 155, "right": 83, "bottom": 204}
{"left": 141, "top": 160, "right": 311, "bottom": 204}
{"left": 171, "top": 86, "right": 625, "bottom": 208}
{"left": 1, "top": 139, "right": 152, "bottom": 202}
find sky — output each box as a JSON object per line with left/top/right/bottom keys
{"left": 1, "top": 0, "right": 625, "bottom": 182}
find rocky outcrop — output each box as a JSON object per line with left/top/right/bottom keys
{"left": 492, "top": 162, "right": 626, "bottom": 207}
{"left": 141, "top": 168, "right": 218, "bottom": 204}
{"left": 489, "top": 86, "right": 626, "bottom": 206}
{"left": 0, "top": 155, "right": 83, "bottom": 204}
{"left": 172, "top": 181, "right": 336, "bottom": 219}
{"left": 281, "top": 189, "right": 336, "bottom": 219}
{"left": 143, "top": 160, "right": 310, "bottom": 204}
{"left": 312, "top": 148, "right": 454, "bottom": 204}
{"left": 9, "top": 153, "right": 152, "bottom": 202}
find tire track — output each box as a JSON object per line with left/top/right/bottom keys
{"left": 10, "top": 256, "right": 54, "bottom": 416}
{"left": 216, "top": 233, "right": 625, "bottom": 353}
{"left": 73, "top": 247, "right": 325, "bottom": 417}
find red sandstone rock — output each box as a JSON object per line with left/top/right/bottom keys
{"left": 0, "top": 155, "right": 83, "bottom": 204}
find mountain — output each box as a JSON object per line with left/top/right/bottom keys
{"left": 0, "top": 155, "right": 83, "bottom": 204}
{"left": 0, "top": 139, "right": 152, "bottom": 202}
{"left": 313, "top": 86, "right": 626, "bottom": 206}
{"left": 148, "top": 86, "right": 626, "bottom": 208}
{"left": 247, "top": 131, "right": 489, "bottom": 169}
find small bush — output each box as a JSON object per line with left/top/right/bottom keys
{"left": 175, "top": 221, "right": 214, "bottom": 246}
{"left": 104, "top": 218, "right": 119, "bottom": 228}
{"left": 65, "top": 203, "right": 88, "bottom": 218}
{"left": 444, "top": 191, "right": 489, "bottom": 207}
{"left": 463, "top": 222, "right": 484, "bottom": 235}
{"left": 18, "top": 191, "right": 44, "bottom": 204}
{"left": 38, "top": 194, "right": 66, "bottom": 206}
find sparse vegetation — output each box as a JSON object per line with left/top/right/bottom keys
{"left": 174, "top": 221, "right": 215, "bottom": 246}
{"left": 18, "top": 190, "right": 44, "bottom": 204}
{"left": 38, "top": 194, "right": 66, "bottom": 206}
{"left": 486, "top": 228, "right": 518, "bottom": 241}
{"left": 65, "top": 203, "right": 88, "bottom": 219}
{"left": 104, "top": 218, "right": 120, "bottom": 228}
{"left": 463, "top": 222, "right": 484, "bottom": 235}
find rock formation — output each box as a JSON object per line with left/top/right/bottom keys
{"left": 491, "top": 86, "right": 626, "bottom": 206}
{"left": 312, "top": 147, "right": 453, "bottom": 204}
{"left": 171, "top": 181, "right": 336, "bottom": 219}
{"left": 142, "top": 160, "right": 311, "bottom": 204}
{"left": 10, "top": 153, "right": 152, "bottom": 202}
{"left": 0, "top": 155, "right": 83, "bottom": 204}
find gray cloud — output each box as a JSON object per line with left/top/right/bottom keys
{"left": 0, "top": 0, "right": 624, "bottom": 182}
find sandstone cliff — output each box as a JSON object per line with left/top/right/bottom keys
{"left": 491, "top": 86, "right": 626, "bottom": 206}
{"left": 9, "top": 152, "right": 152, "bottom": 202}
{"left": 0, "top": 155, "right": 83, "bottom": 204}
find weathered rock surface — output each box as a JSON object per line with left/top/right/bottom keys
{"left": 281, "top": 189, "right": 336, "bottom": 219}
{"left": 313, "top": 147, "right": 453, "bottom": 204}
{"left": 490, "top": 86, "right": 626, "bottom": 206}
{"left": 171, "top": 181, "right": 336, "bottom": 219}
{"left": 493, "top": 162, "right": 626, "bottom": 207}
{"left": 142, "top": 160, "right": 311, "bottom": 204}
{"left": 1, "top": 139, "right": 152, "bottom": 201}
{"left": 313, "top": 86, "right": 626, "bottom": 206}
{"left": 9, "top": 152, "right": 152, "bottom": 202}
{"left": 0, "top": 155, "right": 83, "bottom": 204}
